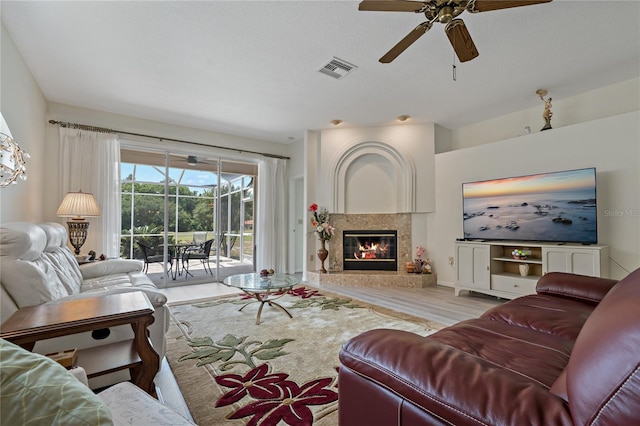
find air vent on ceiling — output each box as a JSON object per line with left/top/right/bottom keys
{"left": 319, "top": 57, "right": 357, "bottom": 79}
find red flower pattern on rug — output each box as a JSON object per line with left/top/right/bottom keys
{"left": 181, "top": 287, "right": 344, "bottom": 424}
{"left": 239, "top": 286, "right": 323, "bottom": 301}
{"left": 216, "top": 364, "right": 338, "bottom": 426}
{"left": 215, "top": 364, "right": 289, "bottom": 406}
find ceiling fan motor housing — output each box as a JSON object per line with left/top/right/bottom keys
{"left": 438, "top": 6, "right": 454, "bottom": 23}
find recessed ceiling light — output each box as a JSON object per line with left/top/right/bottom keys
{"left": 397, "top": 115, "right": 410, "bottom": 122}
{"left": 330, "top": 119, "right": 343, "bottom": 126}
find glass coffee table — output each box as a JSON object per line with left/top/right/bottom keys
{"left": 222, "top": 273, "right": 300, "bottom": 324}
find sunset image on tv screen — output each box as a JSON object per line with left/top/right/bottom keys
{"left": 462, "top": 168, "right": 597, "bottom": 244}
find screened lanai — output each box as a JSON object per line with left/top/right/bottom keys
{"left": 120, "top": 149, "right": 256, "bottom": 287}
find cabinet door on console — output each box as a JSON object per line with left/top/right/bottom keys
{"left": 543, "top": 247, "right": 607, "bottom": 277}
{"left": 456, "top": 243, "right": 490, "bottom": 290}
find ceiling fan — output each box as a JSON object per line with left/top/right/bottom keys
{"left": 359, "top": 0, "right": 553, "bottom": 63}
{"left": 187, "top": 155, "right": 216, "bottom": 166}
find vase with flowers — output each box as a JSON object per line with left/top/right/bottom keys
{"left": 309, "top": 203, "right": 334, "bottom": 273}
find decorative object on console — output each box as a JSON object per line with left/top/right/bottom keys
{"left": 537, "top": 88, "right": 553, "bottom": 131}
{"left": 56, "top": 190, "right": 101, "bottom": 255}
{"left": 519, "top": 263, "right": 530, "bottom": 276}
{"left": 309, "top": 203, "right": 334, "bottom": 273}
{"left": 512, "top": 249, "right": 528, "bottom": 260}
{"left": 0, "top": 113, "right": 30, "bottom": 188}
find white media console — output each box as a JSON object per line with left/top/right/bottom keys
{"left": 455, "top": 240, "right": 609, "bottom": 299}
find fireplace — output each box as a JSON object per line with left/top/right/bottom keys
{"left": 342, "top": 230, "right": 397, "bottom": 271}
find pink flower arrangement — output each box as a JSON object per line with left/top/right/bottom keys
{"left": 309, "top": 203, "right": 334, "bottom": 241}
{"left": 415, "top": 245, "right": 425, "bottom": 260}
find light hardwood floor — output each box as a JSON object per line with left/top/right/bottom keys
{"left": 154, "top": 280, "right": 506, "bottom": 420}
{"left": 320, "top": 284, "right": 505, "bottom": 326}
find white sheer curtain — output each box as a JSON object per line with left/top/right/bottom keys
{"left": 59, "top": 128, "right": 121, "bottom": 258}
{"left": 256, "top": 157, "right": 287, "bottom": 272}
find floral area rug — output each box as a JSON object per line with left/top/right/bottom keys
{"left": 165, "top": 287, "right": 445, "bottom": 425}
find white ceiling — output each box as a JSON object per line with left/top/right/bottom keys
{"left": 2, "top": 1, "right": 639, "bottom": 144}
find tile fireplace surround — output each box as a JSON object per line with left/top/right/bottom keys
{"left": 306, "top": 213, "right": 436, "bottom": 288}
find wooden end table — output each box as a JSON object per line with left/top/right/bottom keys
{"left": 0, "top": 292, "right": 159, "bottom": 397}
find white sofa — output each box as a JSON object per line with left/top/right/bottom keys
{"left": 0, "top": 222, "right": 169, "bottom": 386}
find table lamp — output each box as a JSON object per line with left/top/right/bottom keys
{"left": 56, "top": 190, "right": 101, "bottom": 255}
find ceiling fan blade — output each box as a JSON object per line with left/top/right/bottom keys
{"left": 469, "top": 0, "right": 552, "bottom": 13}
{"left": 445, "top": 19, "right": 479, "bottom": 62}
{"left": 359, "top": 0, "right": 426, "bottom": 12}
{"left": 380, "top": 21, "right": 432, "bottom": 63}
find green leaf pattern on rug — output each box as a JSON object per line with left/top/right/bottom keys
{"left": 179, "top": 334, "right": 294, "bottom": 371}
{"left": 288, "top": 296, "right": 363, "bottom": 311}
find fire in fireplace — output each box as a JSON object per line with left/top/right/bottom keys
{"left": 342, "top": 230, "right": 397, "bottom": 271}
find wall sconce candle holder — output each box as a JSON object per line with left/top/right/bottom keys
{"left": 0, "top": 132, "right": 30, "bottom": 187}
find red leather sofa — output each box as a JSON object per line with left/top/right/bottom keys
{"left": 338, "top": 269, "right": 640, "bottom": 425}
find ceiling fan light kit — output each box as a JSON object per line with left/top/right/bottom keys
{"left": 359, "top": 0, "right": 553, "bottom": 64}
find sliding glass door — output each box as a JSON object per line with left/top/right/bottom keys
{"left": 119, "top": 147, "right": 256, "bottom": 287}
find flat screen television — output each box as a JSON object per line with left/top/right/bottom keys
{"left": 462, "top": 167, "right": 597, "bottom": 244}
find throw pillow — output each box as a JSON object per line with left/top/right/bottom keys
{"left": 0, "top": 339, "right": 113, "bottom": 425}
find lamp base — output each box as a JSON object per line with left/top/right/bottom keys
{"left": 67, "top": 220, "right": 90, "bottom": 256}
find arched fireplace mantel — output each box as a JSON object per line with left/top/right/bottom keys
{"left": 330, "top": 140, "right": 415, "bottom": 213}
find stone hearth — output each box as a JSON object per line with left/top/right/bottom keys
{"left": 306, "top": 271, "right": 437, "bottom": 288}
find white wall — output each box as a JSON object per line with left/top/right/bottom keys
{"left": 312, "top": 124, "right": 436, "bottom": 213}
{"left": 0, "top": 24, "right": 47, "bottom": 223}
{"left": 430, "top": 111, "right": 640, "bottom": 284}
{"left": 450, "top": 78, "right": 640, "bottom": 149}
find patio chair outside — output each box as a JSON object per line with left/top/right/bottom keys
{"left": 137, "top": 241, "right": 172, "bottom": 274}
{"left": 182, "top": 238, "right": 215, "bottom": 276}
{"left": 183, "top": 232, "right": 207, "bottom": 254}
{"left": 192, "top": 231, "right": 208, "bottom": 247}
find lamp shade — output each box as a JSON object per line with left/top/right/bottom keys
{"left": 56, "top": 191, "right": 101, "bottom": 218}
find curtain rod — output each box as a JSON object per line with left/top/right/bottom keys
{"left": 48, "top": 119, "right": 290, "bottom": 160}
